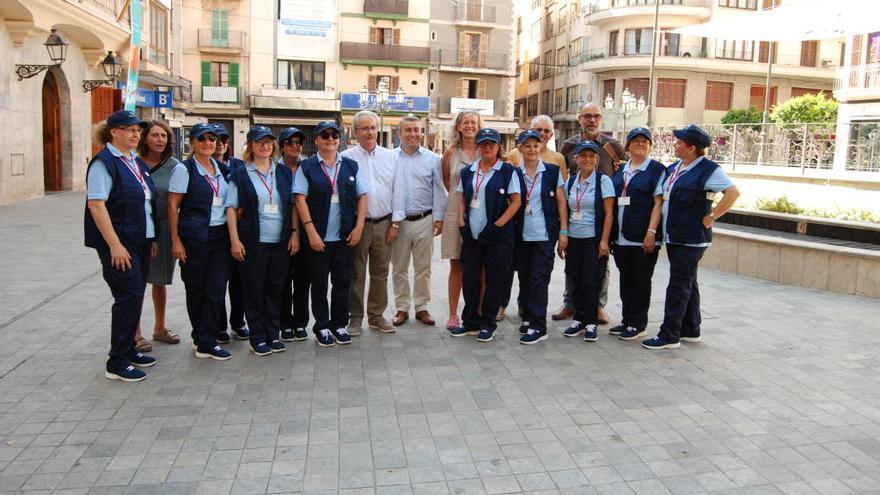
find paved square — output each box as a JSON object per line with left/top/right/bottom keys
{"left": 1, "top": 192, "right": 879, "bottom": 494}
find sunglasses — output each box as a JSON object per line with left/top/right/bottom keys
{"left": 283, "top": 139, "right": 303, "bottom": 146}
{"left": 196, "top": 134, "right": 218, "bottom": 142}
{"left": 255, "top": 139, "right": 275, "bottom": 147}
{"left": 319, "top": 132, "right": 340, "bottom": 140}
{"left": 580, "top": 113, "right": 603, "bottom": 120}
{"left": 218, "top": 136, "right": 229, "bottom": 144}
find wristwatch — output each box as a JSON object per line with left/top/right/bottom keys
{"left": 391, "top": 223, "right": 400, "bottom": 229}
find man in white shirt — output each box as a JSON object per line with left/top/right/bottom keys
{"left": 341, "top": 110, "right": 403, "bottom": 334}
{"left": 390, "top": 116, "right": 446, "bottom": 327}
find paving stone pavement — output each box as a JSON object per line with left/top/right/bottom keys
{"left": 1, "top": 191, "right": 880, "bottom": 495}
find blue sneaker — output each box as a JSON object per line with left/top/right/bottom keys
{"left": 608, "top": 324, "right": 625, "bottom": 336}
{"left": 128, "top": 352, "right": 156, "bottom": 368}
{"left": 564, "top": 321, "right": 584, "bottom": 337}
{"left": 315, "top": 329, "right": 336, "bottom": 347}
{"left": 269, "top": 340, "right": 286, "bottom": 353}
{"left": 249, "top": 342, "right": 272, "bottom": 356}
{"left": 294, "top": 328, "right": 309, "bottom": 341}
{"left": 518, "top": 322, "right": 530, "bottom": 335}
{"left": 449, "top": 326, "right": 478, "bottom": 337}
{"left": 476, "top": 328, "right": 495, "bottom": 342}
{"left": 217, "top": 331, "right": 232, "bottom": 344}
{"left": 641, "top": 337, "right": 680, "bottom": 350}
{"left": 331, "top": 327, "right": 352, "bottom": 345}
{"left": 519, "top": 328, "right": 547, "bottom": 345}
{"left": 233, "top": 325, "right": 250, "bottom": 340}
{"left": 618, "top": 327, "right": 646, "bottom": 341}
{"left": 583, "top": 324, "right": 598, "bottom": 342}
{"left": 104, "top": 365, "right": 146, "bottom": 382}
{"left": 280, "top": 328, "right": 296, "bottom": 342}
{"left": 195, "top": 345, "right": 232, "bottom": 361}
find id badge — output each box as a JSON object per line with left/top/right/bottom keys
{"left": 263, "top": 204, "right": 279, "bottom": 214}
{"left": 571, "top": 211, "right": 583, "bottom": 221}
{"left": 705, "top": 192, "right": 716, "bottom": 200}
{"left": 143, "top": 188, "right": 151, "bottom": 200}
{"left": 618, "top": 196, "right": 631, "bottom": 206}
{"left": 330, "top": 193, "right": 339, "bottom": 204}
{"left": 470, "top": 199, "right": 480, "bottom": 209}
{"left": 525, "top": 204, "right": 532, "bottom": 215}
{"left": 663, "top": 191, "right": 670, "bottom": 201}
{"left": 212, "top": 196, "right": 223, "bottom": 207}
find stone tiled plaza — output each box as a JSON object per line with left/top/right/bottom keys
{"left": 1, "top": 192, "right": 880, "bottom": 495}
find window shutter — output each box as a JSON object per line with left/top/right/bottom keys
{"left": 369, "top": 75, "right": 378, "bottom": 91}
{"left": 229, "top": 62, "right": 239, "bottom": 86}
{"left": 479, "top": 34, "right": 488, "bottom": 67}
{"left": 458, "top": 32, "right": 467, "bottom": 65}
{"left": 370, "top": 27, "right": 379, "bottom": 44}
{"left": 390, "top": 76, "right": 400, "bottom": 92}
{"left": 201, "top": 61, "right": 211, "bottom": 85}
{"left": 478, "top": 79, "right": 487, "bottom": 99}
{"left": 457, "top": 78, "right": 468, "bottom": 97}
{"left": 392, "top": 29, "right": 400, "bottom": 45}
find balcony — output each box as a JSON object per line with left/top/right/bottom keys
{"left": 454, "top": 3, "right": 502, "bottom": 25}
{"left": 339, "top": 42, "right": 430, "bottom": 68}
{"left": 201, "top": 86, "right": 240, "bottom": 104}
{"left": 436, "top": 97, "right": 507, "bottom": 117}
{"left": 198, "top": 29, "right": 246, "bottom": 52}
{"left": 74, "top": 0, "right": 130, "bottom": 28}
{"left": 252, "top": 85, "right": 341, "bottom": 112}
{"left": 584, "top": 0, "right": 711, "bottom": 25}
{"left": 363, "top": 0, "right": 409, "bottom": 17}
{"left": 834, "top": 63, "right": 880, "bottom": 102}
{"left": 434, "top": 49, "right": 514, "bottom": 75}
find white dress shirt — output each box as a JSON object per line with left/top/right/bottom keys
{"left": 341, "top": 144, "right": 401, "bottom": 220}
{"left": 393, "top": 146, "right": 446, "bottom": 222}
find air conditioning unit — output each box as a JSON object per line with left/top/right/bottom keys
{"left": 820, "top": 58, "right": 834, "bottom": 67}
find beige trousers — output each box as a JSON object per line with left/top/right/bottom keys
{"left": 349, "top": 218, "right": 392, "bottom": 324}
{"left": 391, "top": 215, "right": 433, "bottom": 313}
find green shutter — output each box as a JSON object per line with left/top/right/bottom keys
{"left": 201, "top": 61, "right": 211, "bottom": 85}
{"left": 229, "top": 63, "right": 239, "bottom": 87}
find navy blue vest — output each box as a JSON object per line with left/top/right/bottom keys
{"left": 177, "top": 157, "right": 224, "bottom": 242}
{"left": 514, "top": 164, "right": 561, "bottom": 243}
{"left": 666, "top": 158, "right": 720, "bottom": 245}
{"left": 566, "top": 169, "right": 607, "bottom": 241}
{"left": 461, "top": 161, "right": 517, "bottom": 244}
{"left": 611, "top": 159, "right": 666, "bottom": 243}
{"left": 299, "top": 155, "right": 359, "bottom": 240}
{"left": 84, "top": 146, "right": 157, "bottom": 250}
{"left": 229, "top": 163, "right": 293, "bottom": 244}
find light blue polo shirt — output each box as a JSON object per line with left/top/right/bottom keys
{"left": 293, "top": 154, "right": 368, "bottom": 242}
{"left": 566, "top": 170, "right": 615, "bottom": 239}
{"left": 225, "top": 162, "right": 283, "bottom": 243}
{"left": 654, "top": 157, "right": 735, "bottom": 247}
{"left": 87, "top": 143, "right": 155, "bottom": 239}
{"left": 456, "top": 159, "right": 521, "bottom": 238}
{"left": 522, "top": 161, "right": 565, "bottom": 242}
{"left": 615, "top": 158, "right": 661, "bottom": 247}
{"left": 168, "top": 158, "right": 228, "bottom": 227}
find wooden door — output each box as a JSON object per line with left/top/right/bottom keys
{"left": 42, "top": 71, "right": 62, "bottom": 192}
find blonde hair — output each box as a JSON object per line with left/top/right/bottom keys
{"left": 449, "top": 111, "right": 483, "bottom": 150}
{"left": 242, "top": 139, "right": 277, "bottom": 162}
{"left": 92, "top": 122, "right": 112, "bottom": 147}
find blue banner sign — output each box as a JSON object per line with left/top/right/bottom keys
{"left": 340, "top": 93, "right": 430, "bottom": 113}
{"left": 136, "top": 88, "right": 173, "bottom": 108}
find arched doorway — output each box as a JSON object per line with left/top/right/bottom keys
{"left": 42, "top": 70, "right": 62, "bottom": 192}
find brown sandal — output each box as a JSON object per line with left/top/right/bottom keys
{"left": 135, "top": 337, "right": 152, "bottom": 353}
{"left": 153, "top": 329, "right": 181, "bottom": 345}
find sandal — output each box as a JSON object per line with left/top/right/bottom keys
{"left": 153, "top": 328, "right": 180, "bottom": 345}
{"left": 135, "top": 337, "right": 152, "bottom": 353}
{"left": 445, "top": 317, "right": 461, "bottom": 330}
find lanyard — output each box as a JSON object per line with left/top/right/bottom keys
{"left": 203, "top": 173, "right": 220, "bottom": 197}
{"left": 621, "top": 168, "right": 639, "bottom": 197}
{"left": 525, "top": 171, "right": 541, "bottom": 205}
{"left": 474, "top": 167, "right": 491, "bottom": 198}
{"left": 574, "top": 175, "right": 590, "bottom": 213}
{"left": 254, "top": 168, "right": 275, "bottom": 205}
{"left": 121, "top": 156, "right": 147, "bottom": 191}
{"left": 321, "top": 161, "right": 340, "bottom": 193}
{"left": 666, "top": 162, "right": 687, "bottom": 190}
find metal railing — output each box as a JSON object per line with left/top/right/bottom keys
{"left": 198, "top": 29, "right": 246, "bottom": 50}
{"left": 586, "top": 0, "right": 710, "bottom": 12}
{"left": 201, "top": 86, "right": 239, "bottom": 103}
{"left": 434, "top": 49, "right": 511, "bottom": 71}
{"left": 847, "top": 121, "right": 880, "bottom": 172}
{"left": 435, "top": 98, "right": 507, "bottom": 115}
{"left": 455, "top": 2, "right": 497, "bottom": 23}
{"left": 364, "top": 0, "right": 409, "bottom": 16}
{"left": 835, "top": 63, "right": 880, "bottom": 92}
{"left": 75, "top": 0, "right": 129, "bottom": 26}
{"left": 339, "top": 42, "right": 430, "bottom": 63}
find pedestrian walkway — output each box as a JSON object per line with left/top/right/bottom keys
{"left": 1, "top": 191, "right": 879, "bottom": 495}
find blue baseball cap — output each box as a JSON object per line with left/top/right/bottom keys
{"left": 573, "top": 140, "right": 600, "bottom": 155}
{"left": 626, "top": 127, "right": 653, "bottom": 144}
{"left": 673, "top": 124, "right": 712, "bottom": 148}
{"left": 517, "top": 129, "right": 541, "bottom": 145}
{"left": 211, "top": 123, "right": 230, "bottom": 137}
{"left": 246, "top": 125, "right": 275, "bottom": 143}
{"left": 279, "top": 127, "right": 305, "bottom": 143}
{"left": 107, "top": 110, "right": 144, "bottom": 129}
{"left": 475, "top": 128, "right": 501, "bottom": 144}
{"left": 189, "top": 123, "right": 216, "bottom": 139}
{"left": 313, "top": 121, "right": 341, "bottom": 137}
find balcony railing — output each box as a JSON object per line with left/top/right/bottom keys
{"left": 340, "top": 42, "right": 430, "bottom": 64}
{"left": 835, "top": 63, "right": 880, "bottom": 92}
{"left": 585, "top": 0, "right": 710, "bottom": 13}
{"left": 198, "top": 29, "right": 246, "bottom": 50}
{"left": 434, "top": 49, "right": 511, "bottom": 71}
{"left": 201, "top": 86, "right": 239, "bottom": 103}
{"left": 364, "top": 0, "right": 409, "bottom": 16}
{"left": 435, "top": 97, "right": 507, "bottom": 116}
{"left": 455, "top": 3, "right": 497, "bottom": 23}
{"left": 74, "top": 0, "right": 129, "bottom": 27}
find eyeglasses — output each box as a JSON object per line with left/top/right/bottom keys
{"left": 319, "top": 132, "right": 340, "bottom": 140}
{"left": 534, "top": 128, "right": 553, "bottom": 134}
{"left": 579, "top": 113, "right": 602, "bottom": 120}
{"left": 196, "top": 134, "right": 217, "bottom": 142}
{"left": 254, "top": 139, "right": 274, "bottom": 147}
{"left": 283, "top": 139, "right": 303, "bottom": 147}
{"left": 117, "top": 126, "right": 143, "bottom": 134}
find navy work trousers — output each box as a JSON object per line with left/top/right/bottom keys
{"left": 460, "top": 238, "right": 512, "bottom": 332}
{"left": 97, "top": 242, "right": 151, "bottom": 372}
{"left": 565, "top": 237, "right": 607, "bottom": 326}
{"left": 281, "top": 237, "right": 310, "bottom": 330}
{"left": 516, "top": 240, "right": 556, "bottom": 332}
{"left": 224, "top": 260, "right": 246, "bottom": 331}
{"left": 613, "top": 245, "right": 660, "bottom": 330}
{"left": 657, "top": 244, "right": 706, "bottom": 342}
{"left": 181, "top": 226, "right": 231, "bottom": 349}
{"left": 308, "top": 240, "right": 354, "bottom": 332}
{"left": 238, "top": 242, "right": 289, "bottom": 346}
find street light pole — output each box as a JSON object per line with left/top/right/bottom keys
{"left": 604, "top": 88, "right": 647, "bottom": 139}
{"left": 358, "top": 76, "right": 407, "bottom": 147}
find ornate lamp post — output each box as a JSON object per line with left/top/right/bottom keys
{"left": 82, "top": 51, "right": 124, "bottom": 93}
{"left": 358, "top": 76, "right": 406, "bottom": 147}
{"left": 15, "top": 29, "right": 69, "bottom": 81}
{"left": 604, "top": 87, "right": 647, "bottom": 138}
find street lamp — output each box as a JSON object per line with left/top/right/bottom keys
{"left": 82, "top": 51, "right": 124, "bottom": 93}
{"left": 358, "top": 76, "right": 406, "bottom": 147}
{"left": 604, "top": 87, "right": 647, "bottom": 137}
{"left": 15, "top": 29, "right": 69, "bottom": 80}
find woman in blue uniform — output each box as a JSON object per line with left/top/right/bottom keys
{"left": 225, "top": 126, "right": 299, "bottom": 356}
{"left": 562, "top": 141, "right": 615, "bottom": 343}
{"left": 610, "top": 128, "right": 666, "bottom": 341}
{"left": 278, "top": 127, "right": 310, "bottom": 343}
{"left": 212, "top": 123, "right": 249, "bottom": 342}
{"left": 293, "top": 121, "right": 368, "bottom": 347}
{"left": 643, "top": 125, "right": 740, "bottom": 349}
{"left": 85, "top": 110, "right": 158, "bottom": 382}
{"left": 167, "top": 123, "right": 232, "bottom": 360}
{"left": 450, "top": 128, "right": 521, "bottom": 343}
{"left": 513, "top": 130, "right": 568, "bottom": 345}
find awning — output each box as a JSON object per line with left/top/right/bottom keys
{"left": 252, "top": 115, "right": 330, "bottom": 126}
{"left": 139, "top": 71, "right": 187, "bottom": 88}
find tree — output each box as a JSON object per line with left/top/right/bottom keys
{"left": 721, "top": 108, "right": 763, "bottom": 130}
{"left": 770, "top": 92, "right": 838, "bottom": 125}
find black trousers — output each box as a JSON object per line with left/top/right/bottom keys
{"left": 308, "top": 241, "right": 354, "bottom": 332}
{"left": 224, "top": 260, "right": 246, "bottom": 331}
{"left": 238, "top": 242, "right": 289, "bottom": 345}
{"left": 516, "top": 240, "right": 556, "bottom": 331}
{"left": 613, "top": 245, "right": 660, "bottom": 330}
{"left": 181, "top": 226, "right": 231, "bottom": 349}
{"left": 565, "top": 237, "right": 607, "bottom": 326}
{"left": 281, "top": 240, "right": 310, "bottom": 330}
{"left": 461, "top": 238, "right": 512, "bottom": 332}
{"left": 97, "top": 242, "right": 151, "bottom": 371}
{"left": 499, "top": 252, "right": 517, "bottom": 309}
{"left": 657, "top": 244, "right": 706, "bottom": 342}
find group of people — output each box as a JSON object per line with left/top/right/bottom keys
{"left": 84, "top": 103, "right": 739, "bottom": 382}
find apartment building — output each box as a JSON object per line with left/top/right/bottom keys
{"left": 833, "top": 31, "right": 880, "bottom": 173}
{"left": 428, "top": 0, "right": 519, "bottom": 149}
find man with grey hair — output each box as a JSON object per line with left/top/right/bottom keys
{"left": 507, "top": 115, "right": 567, "bottom": 179}
{"left": 389, "top": 115, "right": 446, "bottom": 327}
{"left": 341, "top": 110, "right": 403, "bottom": 334}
